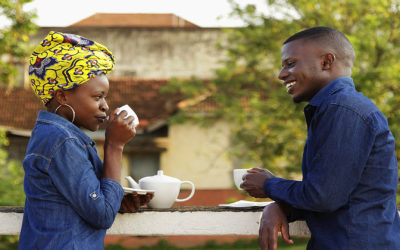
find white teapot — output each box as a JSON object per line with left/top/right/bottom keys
{"left": 127, "top": 170, "right": 195, "bottom": 209}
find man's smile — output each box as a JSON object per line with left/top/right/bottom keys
{"left": 285, "top": 81, "right": 297, "bottom": 93}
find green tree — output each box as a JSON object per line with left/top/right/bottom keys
{"left": 0, "top": 130, "right": 25, "bottom": 206}
{"left": 0, "top": 0, "right": 37, "bottom": 205}
{"left": 0, "top": 0, "right": 37, "bottom": 87}
{"left": 0, "top": 131, "right": 24, "bottom": 249}
{"left": 0, "top": 1, "right": 36, "bottom": 246}
{"left": 163, "top": 0, "right": 400, "bottom": 182}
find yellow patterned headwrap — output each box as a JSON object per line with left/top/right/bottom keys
{"left": 29, "top": 31, "right": 115, "bottom": 104}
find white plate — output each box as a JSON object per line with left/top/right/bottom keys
{"left": 123, "top": 187, "right": 155, "bottom": 195}
{"left": 219, "top": 200, "right": 273, "bottom": 208}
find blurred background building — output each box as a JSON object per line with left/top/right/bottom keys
{"left": 0, "top": 13, "right": 247, "bottom": 208}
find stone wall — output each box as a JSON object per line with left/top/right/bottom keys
{"left": 30, "top": 27, "right": 227, "bottom": 80}
{"left": 24, "top": 26, "right": 235, "bottom": 190}
{"left": 162, "top": 121, "right": 234, "bottom": 189}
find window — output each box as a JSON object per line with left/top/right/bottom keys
{"left": 129, "top": 152, "right": 160, "bottom": 181}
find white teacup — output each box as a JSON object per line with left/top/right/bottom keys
{"left": 117, "top": 104, "right": 139, "bottom": 128}
{"left": 233, "top": 169, "right": 250, "bottom": 190}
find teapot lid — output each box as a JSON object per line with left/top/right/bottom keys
{"left": 139, "top": 170, "right": 180, "bottom": 183}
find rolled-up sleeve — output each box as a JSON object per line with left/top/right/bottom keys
{"left": 48, "top": 138, "right": 124, "bottom": 229}
{"left": 264, "top": 104, "right": 376, "bottom": 213}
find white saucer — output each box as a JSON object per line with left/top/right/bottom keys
{"left": 219, "top": 200, "right": 273, "bottom": 208}
{"left": 123, "top": 187, "right": 155, "bottom": 195}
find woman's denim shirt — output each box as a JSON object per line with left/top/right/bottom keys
{"left": 19, "top": 111, "right": 124, "bottom": 250}
{"left": 264, "top": 77, "right": 400, "bottom": 249}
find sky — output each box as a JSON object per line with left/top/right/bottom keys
{"left": 23, "top": 0, "right": 271, "bottom": 28}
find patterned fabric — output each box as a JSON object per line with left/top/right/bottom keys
{"left": 29, "top": 31, "right": 115, "bottom": 104}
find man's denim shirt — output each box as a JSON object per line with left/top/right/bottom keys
{"left": 264, "top": 77, "right": 400, "bottom": 249}
{"left": 19, "top": 111, "right": 124, "bottom": 250}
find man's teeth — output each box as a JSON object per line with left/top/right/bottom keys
{"left": 286, "top": 82, "right": 296, "bottom": 90}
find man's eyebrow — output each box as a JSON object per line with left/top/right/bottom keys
{"left": 281, "top": 57, "right": 294, "bottom": 65}
{"left": 283, "top": 57, "right": 295, "bottom": 62}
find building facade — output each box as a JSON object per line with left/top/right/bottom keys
{"left": 2, "top": 14, "right": 246, "bottom": 206}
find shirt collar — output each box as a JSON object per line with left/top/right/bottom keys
{"left": 36, "top": 110, "right": 95, "bottom": 146}
{"left": 308, "top": 77, "right": 355, "bottom": 107}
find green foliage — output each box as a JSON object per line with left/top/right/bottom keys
{"left": 105, "top": 237, "right": 309, "bottom": 249}
{"left": 0, "top": 2, "right": 36, "bottom": 247}
{"left": 0, "top": 130, "right": 24, "bottom": 250}
{"left": 0, "top": 130, "right": 25, "bottom": 206}
{"left": 0, "top": 0, "right": 37, "bottom": 87}
{"left": 0, "top": 235, "right": 19, "bottom": 250}
{"left": 163, "top": 0, "right": 400, "bottom": 183}
{"left": 0, "top": 6, "right": 34, "bottom": 250}
{"left": 0, "top": 160, "right": 25, "bottom": 206}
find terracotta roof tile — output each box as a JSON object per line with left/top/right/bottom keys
{"left": 69, "top": 13, "right": 199, "bottom": 28}
{"left": 0, "top": 78, "right": 182, "bottom": 133}
{"left": 0, "top": 88, "right": 44, "bottom": 131}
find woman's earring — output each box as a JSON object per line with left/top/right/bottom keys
{"left": 54, "top": 104, "right": 76, "bottom": 123}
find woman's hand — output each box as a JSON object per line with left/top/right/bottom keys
{"left": 119, "top": 192, "right": 154, "bottom": 213}
{"left": 103, "top": 108, "right": 137, "bottom": 182}
{"left": 105, "top": 108, "right": 136, "bottom": 147}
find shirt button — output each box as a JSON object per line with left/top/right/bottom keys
{"left": 90, "top": 191, "right": 99, "bottom": 200}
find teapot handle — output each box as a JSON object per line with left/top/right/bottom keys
{"left": 175, "top": 181, "right": 195, "bottom": 202}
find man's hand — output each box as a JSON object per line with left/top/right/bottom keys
{"left": 259, "top": 203, "right": 294, "bottom": 250}
{"left": 240, "top": 168, "right": 275, "bottom": 198}
{"left": 119, "top": 192, "right": 154, "bottom": 213}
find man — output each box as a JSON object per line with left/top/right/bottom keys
{"left": 241, "top": 26, "right": 400, "bottom": 250}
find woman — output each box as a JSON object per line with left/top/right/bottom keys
{"left": 19, "top": 31, "right": 150, "bottom": 249}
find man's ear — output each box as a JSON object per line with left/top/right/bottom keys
{"left": 322, "top": 53, "right": 335, "bottom": 70}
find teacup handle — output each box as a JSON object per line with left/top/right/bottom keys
{"left": 175, "top": 181, "right": 195, "bottom": 202}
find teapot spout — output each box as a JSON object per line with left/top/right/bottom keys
{"left": 125, "top": 176, "right": 141, "bottom": 189}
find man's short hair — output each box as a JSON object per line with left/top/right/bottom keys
{"left": 284, "top": 26, "right": 356, "bottom": 69}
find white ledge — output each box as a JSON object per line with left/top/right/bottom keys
{"left": 111, "top": 210, "right": 311, "bottom": 236}
{"left": 3, "top": 207, "right": 398, "bottom": 236}
{"left": 0, "top": 206, "right": 310, "bottom": 236}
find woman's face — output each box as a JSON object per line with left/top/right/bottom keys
{"left": 65, "top": 74, "right": 110, "bottom": 131}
